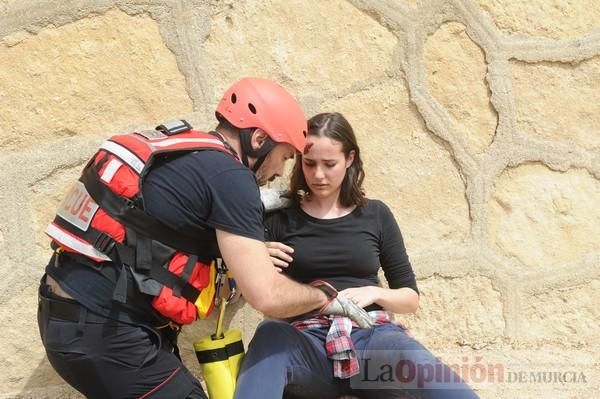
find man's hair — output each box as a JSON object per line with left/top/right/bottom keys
{"left": 215, "top": 117, "right": 239, "bottom": 134}
{"left": 290, "top": 112, "right": 366, "bottom": 208}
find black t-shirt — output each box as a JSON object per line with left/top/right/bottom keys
{"left": 47, "top": 149, "right": 264, "bottom": 324}
{"left": 265, "top": 199, "right": 418, "bottom": 311}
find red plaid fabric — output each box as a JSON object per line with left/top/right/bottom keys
{"left": 292, "top": 311, "right": 392, "bottom": 379}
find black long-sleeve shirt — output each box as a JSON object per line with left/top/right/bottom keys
{"left": 265, "top": 199, "right": 418, "bottom": 310}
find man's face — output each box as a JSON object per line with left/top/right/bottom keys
{"left": 254, "top": 143, "right": 295, "bottom": 186}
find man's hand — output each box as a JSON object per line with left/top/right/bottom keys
{"left": 265, "top": 241, "right": 294, "bottom": 272}
{"left": 310, "top": 280, "right": 375, "bottom": 328}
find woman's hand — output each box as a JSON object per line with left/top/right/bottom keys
{"left": 341, "top": 286, "right": 419, "bottom": 314}
{"left": 339, "top": 286, "right": 382, "bottom": 309}
{"left": 265, "top": 241, "right": 294, "bottom": 272}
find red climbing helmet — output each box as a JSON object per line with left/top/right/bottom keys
{"left": 216, "top": 77, "right": 307, "bottom": 152}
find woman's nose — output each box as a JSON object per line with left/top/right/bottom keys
{"left": 314, "top": 166, "right": 325, "bottom": 179}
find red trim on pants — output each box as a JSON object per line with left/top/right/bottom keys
{"left": 139, "top": 366, "right": 182, "bottom": 399}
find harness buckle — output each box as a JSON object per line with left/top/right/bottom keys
{"left": 123, "top": 198, "right": 137, "bottom": 209}
{"left": 93, "top": 232, "right": 116, "bottom": 255}
{"left": 51, "top": 246, "right": 64, "bottom": 268}
{"left": 155, "top": 120, "right": 192, "bottom": 136}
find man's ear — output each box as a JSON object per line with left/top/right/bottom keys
{"left": 250, "top": 129, "right": 269, "bottom": 151}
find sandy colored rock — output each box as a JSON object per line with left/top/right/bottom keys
{"left": 402, "top": 275, "right": 505, "bottom": 349}
{"left": 322, "top": 78, "right": 470, "bottom": 255}
{"left": 0, "top": 8, "right": 192, "bottom": 152}
{"left": 203, "top": 0, "right": 397, "bottom": 100}
{"left": 489, "top": 164, "right": 600, "bottom": 268}
{"left": 510, "top": 57, "right": 600, "bottom": 150}
{"left": 478, "top": 0, "right": 600, "bottom": 39}
{"left": 520, "top": 280, "right": 600, "bottom": 342}
{"left": 425, "top": 22, "right": 497, "bottom": 154}
{"left": 0, "top": 284, "right": 63, "bottom": 393}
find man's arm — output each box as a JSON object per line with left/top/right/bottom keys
{"left": 216, "top": 229, "right": 328, "bottom": 318}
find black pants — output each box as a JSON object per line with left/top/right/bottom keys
{"left": 37, "top": 279, "right": 207, "bottom": 399}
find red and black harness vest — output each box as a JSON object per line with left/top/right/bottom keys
{"left": 46, "top": 120, "right": 238, "bottom": 324}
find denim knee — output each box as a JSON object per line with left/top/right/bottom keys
{"left": 250, "top": 320, "right": 299, "bottom": 349}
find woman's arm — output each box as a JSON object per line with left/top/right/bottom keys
{"left": 352, "top": 200, "right": 420, "bottom": 314}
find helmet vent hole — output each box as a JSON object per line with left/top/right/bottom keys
{"left": 231, "top": 93, "right": 237, "bottom": 104}
{"left": 248, "top": 103, "right": 257, "bottom": 114}
{"left": 302, "top": 130, "right": 307, "bottom": 137}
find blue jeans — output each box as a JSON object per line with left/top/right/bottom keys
{"left": 234, "top": 320, "right": 479, "bottom": 399}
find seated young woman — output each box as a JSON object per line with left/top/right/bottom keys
{"left": 234, "top": 112, "right": 479, "bottom": 399}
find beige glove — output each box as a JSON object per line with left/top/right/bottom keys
{"left": 260, "top": 188, "right": 291, "bottom": 212}
{"left": 310, "top": 280, "right": 375, "bottom": 328}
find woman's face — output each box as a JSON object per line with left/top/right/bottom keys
{"left": 302, "top": 135, "right": 354, "bottom": 201}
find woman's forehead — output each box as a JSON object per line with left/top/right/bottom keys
{"left": 303, "top": 136, "right": 345, "bottom": 158}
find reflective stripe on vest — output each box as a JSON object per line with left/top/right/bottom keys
{"left": 151, "top": 137, "right": 225, "bottom": 148}
{"left": 46, "top": 222, "right": 111, "bottom": 262}
{"left": 100, "top": 141, "right": 145, "bottom": 174}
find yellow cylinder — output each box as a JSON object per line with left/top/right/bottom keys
{"left": 194, "top": 328, "right": 244, "bottom": 399}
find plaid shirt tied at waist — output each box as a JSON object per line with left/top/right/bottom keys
{"left": 291, "top": 310, "right": 394, "bottom": 379}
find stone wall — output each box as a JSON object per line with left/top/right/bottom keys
{"left": 1, "top": 1, "right": 598, "bottom": 398}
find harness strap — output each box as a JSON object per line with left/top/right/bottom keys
{"left": 133, "top": 230, "right": 153, "bottom": 273}
{"left": 122, "top": 229, "right": 203, "bottom": 304}
{"left": 112, "top": 262, "right": 128, "bottom": 303}
{"left": 174, "top": 254, "right": 198, "bottom": 298}
{"left": 149, "top": 262, "right": 201, "bottom": 303}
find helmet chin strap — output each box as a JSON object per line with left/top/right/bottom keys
{"left": 239, "top": 128, "right": 277, "bottom": 172}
